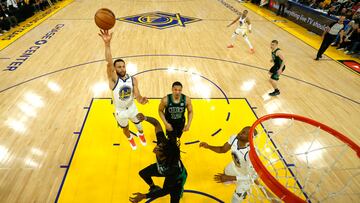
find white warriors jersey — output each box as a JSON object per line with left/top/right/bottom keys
{"left": 228, "top": 135, "right": 253, "bottom": 176}
{"left": 238, "top": 16, "right": 248, "bottom": 29}
{"left": 112, "top": 74, "right": 134, "bottom": 109}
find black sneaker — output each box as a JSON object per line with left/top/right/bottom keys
{"left": 314, "top": 55, "right": 322, "bottom": 60}
{"left": 149, "top": 185, "right": 161, "bottom": 193}
{"left": 269, "top": 90, "right": 280, "bottom": 96}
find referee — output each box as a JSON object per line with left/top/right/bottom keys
{"left": 315, "top": 16, "right": 345, "bottom": 60}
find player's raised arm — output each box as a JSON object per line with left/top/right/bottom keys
{"left": 199, "top": 141, "right": 231, "bottom": 153}
{"left": 98, "top": 30, "right": 117, "bottom": 85}
{"left": 227, "top": 16, "right": 240, "bottom": 27}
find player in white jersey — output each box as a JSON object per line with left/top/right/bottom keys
{"left": 99, "top": 30, "right": 148, "bottom": 150}
{"left": 227, "top": 10, "right": 255, "bottom": 54}
{"left": 200, "top": 127, "right": 278, "bottom": 203}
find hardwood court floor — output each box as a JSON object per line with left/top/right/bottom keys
{"left": 0, "top": 0, "right": 359, "bottom": 202}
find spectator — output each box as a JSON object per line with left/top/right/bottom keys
{"left": 0, "top": 3, "right": 19, "bottom": 30}
{"left": 309, "top": 0, "right": 321, "bottom": 8}
{"left": 0, "top": 17, "right": 8, "bottom": 35}
{"left": 276, "top": 0, "right": 288, "bottom": 16}
{"left": 351, "top": 2, "right": 360, "bottom": 13}
{"left": 339, "top": 7, "right": 348, "bottom": 16}
{"left": 319, "top": 0, "right": 332, "bottom": 10}
{"left": 345, "top": 9, "right": 353, "bottom": 19}
{"left": 328, "top": 6, "right": 339, "bottom": 16}
{"left": 6, "top": 0, "right": 17, "bottom": 8}
{"left": 16, "top": 0, "right": 32, "bottom": 22}
{"left": 336, "top": 22, "right": 359, "bottom": 49}
{"left": 332, "top": 20, "right": 357, "bottom": 46}
{"left": 328, "top": 0, "right": 341, "bottom": 10}
{"left": 344, "top": 26, "right": 360, "bottom": 55}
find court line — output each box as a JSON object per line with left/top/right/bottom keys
{"left": 48, "top": 18, "right": 93, "bottom": 20}
{"left": 146, "top": 189, "right": 224, "bottom": 202}
{"left": 54, "top": 98, "right": 94, "bottom": 203}
{"left": 48, "top": 18, "right": 268, "bottom": 22}
{"left": 219, "top": 0, "right": 359, "bottom": 74}
{"left": 0, "top": 54, "right": 358, "bottom": 105}
{"left": 185, "top": 140, "right": 200, "bottom": 145}
{"left": 54, "top": 98, "right": 299, "bottom": 203}
{"left": 211, "top": 128, "right": 222, "bottom": 136}
{"left": 133, "top": 68, "right": 230, "bottom": 104}
{"left": 240, "top": 3, "right": 360, "bottom": 74}
{"left": 226, "top": 112, "right": 230, "bottom": 121}
{"left": 54, "top": 98, "right": 226, "bottom": 203}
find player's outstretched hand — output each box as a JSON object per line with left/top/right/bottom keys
{"left": 183, "top": 124, "right": 190, "bottom": 132}
{"left": 129, "top": 193, "right": 146, "bottom": 203}
{"left": 136, "top": 113, "right": 146, "bottom": 122}
{"left": 98, "top": 29, "right": 112, "bottom": 44}
{"left": 214, "top": 173, "right": 228, "bottom": 183}
{"left": 199, "top": 142, "right": 209, "bottom": 148}
{"left": 165, "top": 122, "right": 173, "bottom": 131}
{"left": 139, "top": 96, "right": 148, "bottom": 104}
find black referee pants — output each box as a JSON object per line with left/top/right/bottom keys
{"left": 316, "top": 33, "right": 337, "bottom": 59}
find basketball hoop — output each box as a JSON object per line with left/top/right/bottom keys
{"left": 248, "top": 113, "right": 360, "bottom": 203}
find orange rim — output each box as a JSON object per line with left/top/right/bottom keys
{"left": 249, "top": 113, "right": 360, "bottom": 203}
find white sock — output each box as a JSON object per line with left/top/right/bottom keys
{"left": 230, "top": 33, "right": 237, "bottom": 45}
{"left": 244, "top": 36, "right": 253, "bottom": 49}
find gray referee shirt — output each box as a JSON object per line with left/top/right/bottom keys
{"left": 329, "top": 23, "right": 344, "bottom": 35}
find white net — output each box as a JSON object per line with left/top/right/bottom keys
{"left": 248, "top": 115, "right": 360, "bottom": 203}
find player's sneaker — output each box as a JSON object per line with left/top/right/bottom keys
{"left": 227, "top": 45, "right": 234, "bottom": 48}
{"left": 129, "top": 138, "right": 137, "bottom": 150}
{"left": 269, "top": 89, "right": 280, "bottom": 96}
{"left": 138, "top": 133, "right": 147, "bottom": 146}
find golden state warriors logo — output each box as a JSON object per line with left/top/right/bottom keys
{"left": 117, "top": 11, "right": 201, "bottom": 29}
{"left": 119, "top": 86, "right": 132, "bottom": 100}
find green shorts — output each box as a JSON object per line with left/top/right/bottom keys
{"left": 269, "top": 65, "right": 285, "bottom": 81}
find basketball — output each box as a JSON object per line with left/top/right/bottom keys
{"left": 94, "top": 8, "right": 116, "bottom": 30}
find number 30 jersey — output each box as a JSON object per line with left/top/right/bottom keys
{"left": 112, "top": 74, "right": 134, "bottom": 109}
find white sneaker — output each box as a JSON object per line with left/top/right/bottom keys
{"left": 138, "top": 133, "right": 147, "bottom": 146}
{"left": 129, "top": 138, "right": 137, "bottom": 150}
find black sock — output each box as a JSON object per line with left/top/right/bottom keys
{"left": 275, "top": 88, "right": 279, "bottom": 92}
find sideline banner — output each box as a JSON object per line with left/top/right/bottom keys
{"left": 268, "top": 0, "right": 338, "bottom": 35}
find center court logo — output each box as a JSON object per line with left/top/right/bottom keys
{"left": 117, "top": 11, "right": 201, "bottom": 29}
